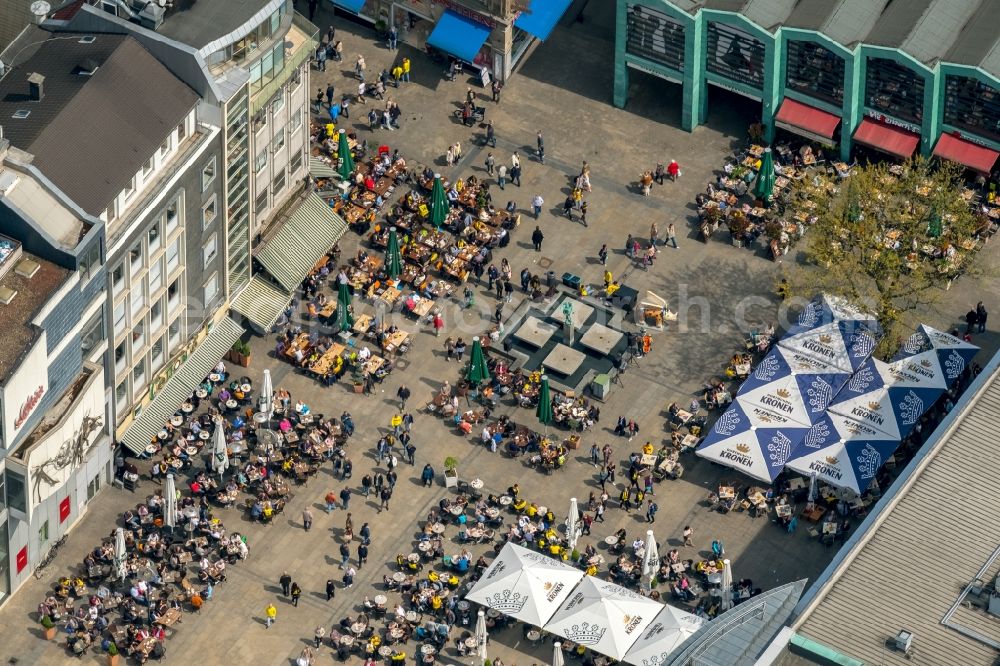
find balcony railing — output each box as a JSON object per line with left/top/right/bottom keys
{"left": 251, "top": 13, "right": 318, "bottom": 116}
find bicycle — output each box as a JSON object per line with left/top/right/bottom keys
{"left": 34, "top": 534, "right": 67, "bottom": 579}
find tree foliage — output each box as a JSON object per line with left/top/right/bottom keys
{"left": 784, "top": 157, "right": 986, "bottom": 356}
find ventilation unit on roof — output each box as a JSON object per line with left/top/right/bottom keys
{"left": 78, "top": 36, "right": 96, "bottom": 44}
{"left": 11, "top": 110, "right": 30, "bottom": 119}
{"left": 0, "top": 285, "right": 16, "bottom": 305}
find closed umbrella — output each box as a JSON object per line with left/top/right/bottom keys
{"left": 337, "top": 129, "right": 354, "bottom": 180}
{"left": 642, "top": 529, "right": 659, "bottom": 591}
{"left": 566, "top": 497, "right": 579, "bottom": 552}
{"left": 720, "top": 558, "right": 734, "bottom": 612}
{"left": 552, "top": 641, "right": 565, "bottom": 666}
{"left": 475, "top": 609, "right": 488, "bottom": 662}
{"left": 751, "top": 147, "right": 775, "bottom": 205}
{"left": 467, "top": 336, "right": 490, "bottom": 386}
{"left": 536, "top": 375, "right": 553, "bottom": 433}
{"left": 258, "top": 368, "right": 273, "bottom": 421}
{"left": 430, "top": 174, "right": 448, "bottom": 229}
{"left": 163, "top": 474, "right": 177, "bottom": 531}
{"left": 212, "top": 419, "right": 229, "bottom": 480}
{"left": 386, "top": 226, "right": 403, "bottom": 279}
{"left": 807, "top": 472, "right": 817, "bottom": 504}
{"left": 114, "top": 527, "right": 127, "bottom": 581}
{"left": 337, "top": 282, "right": 354, "bottom": 331}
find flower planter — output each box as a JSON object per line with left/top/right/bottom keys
{"left": 43, "top": 625, "right": 57, "bottom": 640}
{"left": 108, "top": 654, "right": 120, "bottom": 666}
{"left": 565, "top": 435, "right": 580, "bottom": 450}
{"left": 444, "top": 469, "right": 458, "bottom": 488}
{"left": 353, "top": 383, "right": 365, "bottom": 394}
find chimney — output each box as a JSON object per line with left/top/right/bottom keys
{"left": 27, "top": 72, "right": 44, "bottom": 101}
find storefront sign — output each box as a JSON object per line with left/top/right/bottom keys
{"left": 430, "top": 0, "right": 495, "bottom": 28}
{"left": 15, "top": 546, "right": 27, "bottom": 573}
{"left": 947, "top": 129, "right": 995, "bottom": 149}
{"left": 707, "top": 78, "right": 761, "bottom": 102}
{"left": 865, "top": 110, "right": 920, "bottom": 134}
{"left": 627, "top": 60, "right": 680, "bottom": 84}
{"left": 59, "top": 497, "right": 71, "bottom": 523}
{"left": 14, "top": 386, "right": 44, "bottom": 429}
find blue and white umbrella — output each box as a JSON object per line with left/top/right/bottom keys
{"left": 892, "top": 324, "right": 979, "bottom": 379}
{"left": 696, "top": 398, "right": 811, "bottom": 483}
{"left": 827, "top": 358, "right": 942, "bottom": 439}
{"left": 785, "top": 412, "right": 902, "bottom": 494}
{"left": 778, "top": 320, "right": 880, "bottom": 374}
{"left": 783, "top": 294, "right": 882, "bottom": 340}
{"left": 623, "top": 604, "right": 704, "bottom": 666}
{"left": 737, "top": 347, "right": 851, "bottom": 426}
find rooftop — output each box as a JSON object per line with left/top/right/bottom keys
{"left": 0, "top": 166, "right": 91, "bottom": 251}
{"left": 156, "top": 0, "right": 283, "bottom": 50}
{"left": 786, "top": 355, "right": 1000, "bottom": 666}
{"left": 0, "top": 247, "right": 69, "bottom": 383}
{"left": 783, "top": 0, "right": 890, "bottom": 48}
{"left": 944, "top": 0, "right": 1000, "bottom": 80}
{"left": 0, "top": 32, "right": 198, "bottom": 216}
{"left": 866, "top": 0, "right": 980, "bottom": 68}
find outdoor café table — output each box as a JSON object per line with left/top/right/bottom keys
{"left": 588, "top": 554, "right": 605, "bottom": 565}
{"left": 822, "top": 521, "right": 838, "bottom": 535}
{"left": 718, "top": 486, "right": 736, "bottom": 500}
{"left": 467, "top": 527, "right": 485, "bottom": 540}
{"left": 383, "top": 331, "right": 409, "bottom": 354}
{"left": 158, "top": 429, "right": 170, "bottom": 441}
{"left": 671, "top": 562, "right": 687, "bottom": 574}
{"left": 421, "top": 645, "right": 437, "bottom": 655}
{"left": 392, "top": 572, "right": 406, "bottom": 583}
{"left": 380, "top": 645, "right": 395, "bottom": 656}
{"left": 486, "top": 609, "right": 501, "bottom": 619}
{"left": 199, "top": 431, "right": 210, "bottom": 441}
{"left": 802, "top": 505, "right": 825, "bottom": 522}
{"left": 484, "top": 508, "right": 499, "bottom": 520}
{"left": 319, "top": 302, "right": 337, "bottom": 319}
{"left": 353, "top": 314, "right": 373, "bottom": 335}
{"left": 340, "top": 635, "right": 355, "bottom": 646}
{"left": 181, "top": 402, "right": 194, "bottom": 414}
{"left": 498, "top": 495, "right": 512, "bottom": 507}
{"left": 418, "top": 541, "right": 433, "bottom": 553}
{"left": 464, "top": 637, "right": 478, "bottom": 649}
{"left": 410, "top": 299, "right": 436, "bottom": 318}
{"left": 365, "top": 356, "right": 386, "bottom": 375}
{"left": 407, "top": 553, "right": 421, "bottom": 564}
{"left": 156, "top": 608, "right": 182, "bottom": 627}
{"left": 209, "top": 373, "right": 222, "bottom": 383}
{"left": 406, "top": 611, "right": 419, "bottom": 623}
{"left": 748, "top": 491, "right": 766, "bottom": 506}
{"left": 639, "top": 454, "right": 656, "bottom": 468}
{"left": 470, "top": 479, "right": 484, "bottom": 490}
{"left": 170, "top": 416, "right": 183, "bottom": 428}
{"left": 457, "top": 600, "right": 470, "bottom": 611}
{"left": 432, "top": 523, "right": 446, "bottom": 534}
{"left": 351, "top": 623, "right": 367, "bottom": 636}
{"left": 226, "top": 399, "right": 238, "bottom": 410}
{"left": 775, "top": 504, "right": 792, "bottom": 518}
{"left": 195, "top": 388, "right": 208, "bottom": 399}
{"left": 619, "top": 561, "right": 635, "bottom": 574}
{"left": 110, "top": 625, "right": 129, "bottom": 645}
{"left": 136, "top": 637, "right": 159, "bottom": 657}
{"left": 604, "top": 535, "right": 619, "bottom": 546}
{"left": 787, "top": 478, "right": 806, "bottom": 491}
{"left": 379, "top": 286, "right": 402, "bottom": 305}
{"left": 675, "top": 409, "right": 693, "bottom": 424}
{"left": 448, "top": 505, "right": 464, "bottom": 517}
{"left": 706, "top": 572, "right": 722, "bottom": 585}
{"left": 526, "top": 629, "right": 541, "bottom": 643}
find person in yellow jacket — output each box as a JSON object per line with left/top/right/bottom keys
{"left": 402, "top": 57, "right": 411, "bottom": 82}
{"left": 265, "top": 602, "right": 277, "bottom": 628}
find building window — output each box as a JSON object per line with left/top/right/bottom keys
{"left": 38, "top": 520, "right": 49, "bottom": 545}
{"left": 129, "top": 242, "right": 143, "bottom": 278}
{"left": 786, "top": 40, "right": 844, "bottom": 107}
{"left": 132, "top": 358, "right": 146, "bottom": 396}
{"left": 167, "top": 317, "right": 181, "bottom": 351}
{"left": 130, "top": 281, "right": 144, "bottom": 318}
{"left": 114, "top": 340, "right": 127, "bottom": 366}
{"left": 148, "top": 257, "right": 162, "bottom": 294}
{"left": 202, "top": 156, "right": 216, "bottom": 191}
{"left": 706, "top": 21, "right": 765, "bottom": 90}
{"left": 148, "top": 223, "right": 161, "bottom": 255}
{"left": 159, "top": 137, "right": 171, "bottom": 158}
{"left": 115, "top": 378, "right": 128, "bottom": 408}
{"left": 255, "top": 186, "right": 269, "bottom": 214}
{"left": 167, "top": 279, "right": 180, "bottom": 313}
{"left": 150, "top": 298, "right": 163, "bottom": 331}
{"left": 122, "top": 175, "right": 135, "bottom": 202}
{"left": 290, "top": 150, "right": 303, "bottom": 174}
{"left": 202, "top": 234, "right": 218, "bottom": 267}
{"left": 0, "top": 472, "right": 5, "bottom": 513}
{"left": 79, "top": 243, "right": 102, "bottom": 279}
{"left": 5, "top": 469, "right": 26, "bottom": 514}
{"left": 131, "top": 319, "right": 145, "bottom": 352}
{"left": 289, "top": 109, "right": 302, "bottom": 133}
{"left": 273, "top": 92, "right": 285, "bottom": 115}
{"left": 273, "top": 170, "right": 286, "bottom": 196}
{"left": 113, "top": 300, "right": 126, "bottom": 337}
{"left": 111, "top": 262, "right": 124, "bottom": 297}
{"left": 866, "top": 57, "right": 925, "bottom": 125}
{"left": 176, "top": 120, "right": 187, "bottom": 142}
{"left": 272, "top": 130, "right": 285, "bottom": 153}
{"left": 151, "top": 335, "right": 164, "bottom": 371}
{"left": 165, "top": 199, "right": 179, "bottom": 236}
{"left": 944, "top": 74, "right": 1000, "bottom": 143}
{"left": 255, "top": 147, "right": 268, "bottom": 173}
{"left": 81, "top": 307, "right": 106, "bottom": 354}
{"left": 141, "top": 155, "right": 154, "bottom": 179}
{"left": 166, "top": 238, "right": 180, "bottom": 275}
{"left": 202, "top": 196, "right": 218, "bottom": 229}
{"left": 204, "top": 273, "right": 219, "bottom": 305}
{"left": 625, "top": 4, "right": 685, "bottom": 72}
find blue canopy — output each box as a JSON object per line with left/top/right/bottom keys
{"left": 783, "top": 294, "right": 882, "bottom": 340}
{"left": 427, "top": 9, "right": 492, "bottom": 64}
{"left": 514, "top": 0, "right": 573, "bottom": 41}
{"left": 736, "top": 346, "right": 851, "bottom": 426}
{"left": 330, "top": 0, "right": 366, "bottom": 13}
{"left": 892, "top": 324, "right": 979, "bottom": 379}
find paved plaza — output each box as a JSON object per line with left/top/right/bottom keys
{"left": 3, "top": 2, "right": 999, "bottom": 665}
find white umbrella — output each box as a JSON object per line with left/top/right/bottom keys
{"left": 163, "top": 474, "right": 177, "bottom": 531}
{"left": 807, "top": 472, "right": 817, "bottom": 504}
{"left": 465, "top": 542, "right": 584, "bottom": 626}
{"left": 259, "top": 369, "right": 273, "bottom": 420}
{"left": 552, "top": 641, "right": 565, "bottom": 666}
{"left": 114, "top": 527, "right": 127, "bottom": 581}
{"left": 475, "top": 610, "right": 488, "bottom": 662}
{"left": 720, "top": 559, "right": 734, "bottom": 612}
{"left": 212, "top": 419, "right": 229, "bottom": 480}
{"left": 641, "top": 530, "right": 659, "bottom": 591}
{"left": 623, "top": 605, "right": 705, "bottom": 665}
{"left": 566, "top": 498, "right": 579, "bottom": 552}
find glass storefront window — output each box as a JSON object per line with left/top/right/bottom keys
{"left": 786, "top": 40, "right": 844, "bottom": 106}
{"left": 706, "top": 22, "right": 765, "bottom": 89}
{"left": 0, "top": 518, "right": 8, "bottom": 599}
{"left": 625, "top": 4, "right": 685, "bottom": 72}
{"left": 5, "top": 469, "right": 25, "bottom": 514}
{"left": 866, "top": 57, "right": 925, "bottom": 125}
{"left": 944, "top": 74, "right": 1000, "bottom": 144}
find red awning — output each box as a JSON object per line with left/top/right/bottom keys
{"left": 774, "top": 98, "right": 841, "bottom": 143}
{"left": 932, "top": 133, "right": 999, "bottom": 174}
{"left": 852, "top": 118, "right": 920, "bottom": 159}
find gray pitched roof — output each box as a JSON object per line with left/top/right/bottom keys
{"left": 784, "top": 0, "right": 891, "bottom": 48}
{"left": 0, "top": 34, "right": 198, "bottom": 215}
{"left": 945, "top": 0, "right": 1000, "bottom": 80}
{"left": 793, "top": 359, "right": 1000, "bottom": 666}
{"left": 866, "top": 0, "right": 981, "bottom": 67}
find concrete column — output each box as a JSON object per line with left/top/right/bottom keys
{"left": 761, "top": 37, "right": 781, "bottom": 144}
{"left": 682, "top": 16, "right": 705, "bottom": 131}
{"left": 613, "top": 0, "right": 629, "bottom": 109}
{"left": 921, "top": 69, "right": 942, "bottom": 156}
{"left": 839, "top": 52, "right": 865, "bottom": 162}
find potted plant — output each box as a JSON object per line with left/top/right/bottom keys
{"left": 40, "top": 614, "right": 57, "bottom": 640}
{"left": 565, "top": 434, "right": 580, "bottom": 450}
{"left": 107, "top": 642, "right": 120, "bottom": 666}
{"left": 570, "top": 548, "right": 581, "bottom": 562}
{"left": 351, "top": 369, "right": 365, "bottom": 394}
{"left": 728, "top": 211, "right": 751, "bottom": 247}
{"left": 228, "top": 340, "right": 252, "bottom": 367}
{"left": 443, "top": 457, "right": 459, "bottom": 488}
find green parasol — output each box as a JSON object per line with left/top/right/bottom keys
{"left": 751, "top": 147, "right": 776, "bottom": 205}
{"left": 536, "top": 375, "right": 553, "bottom": 431}
{"left": 386, "top": 227, "right": 403, "bottom": 279}
{"left": 467, "top": 337, "right": 490, "bottom": 386}
{"left": 430, "top": 174, "right": 448, "bottom": 229}
{"left": 337, "top": 281, "right": 353, "bottom": 331}
{"left": 928, "top": 207, "right": 942, "bottom": 238}
{"left": 337, "top": 130, "right": 354, "bottom": 181}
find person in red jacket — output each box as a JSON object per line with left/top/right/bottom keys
{"left": 667, "top": 159, "right": 680, "bottom": 181}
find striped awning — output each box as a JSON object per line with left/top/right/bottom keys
{"left": 310, "top": 156, "right": 338, "bottom": 179}
{"left": 230, "top": 275, "right": 291, "bottom": 332}
{"left": 121, "top": 318, "right": 244, "bottom": 454}
{"left": 256, "top": 193, "right": 348, "bottom": 292}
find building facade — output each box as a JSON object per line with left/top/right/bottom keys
{"left": 0, "top": 143, "right": 112, "bottom": 604}
{"left": 331, "top": 0, "right": 573, "bottom": 81}
{"left": 615, "top": 0, "right": 1000, "bottom": 172}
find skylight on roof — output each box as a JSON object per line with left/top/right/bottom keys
{"left": 11, "top": 110, "right": 30, "bottom": 119}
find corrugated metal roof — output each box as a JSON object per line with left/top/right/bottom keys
{"left": 794, "top": 360, "right": 1000, "bottom": 666}
{"left": 866, "top": 0, "right": 981, "bottom": 67}
{"left": 784, "top": 0, "right": 891, "bottom": 48}
{"left": 741, "top": 0, "right": 797, "bottom": 33}
{"left": 945, "top": 0, "right": 1000, "bottom": 80}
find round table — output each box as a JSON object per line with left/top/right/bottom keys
{"left": 170, "top": 416, "right": 183, "bottom": 427}
{"left": 431, "top": 523, "right": 446, "bottom": 534}
{"left": 604, "top": 536, "right": 618, "bottom": 545}
{"left": 498, "top": 495, "right": 512, "bottom": 506}
{"left": 378, "top": 646, "right": 393, "bottom": 657}
{"left": 340, "top": 636, "right": 354, "bottom": 646}
{"left": 209, "top": 373, "right": 222, "bottom": 383}
{"left": 158, "top": 429, "right": 170, "bottom": 441}
{"left": 195, "top": 388, "right": 208, "bottom": 399}
{"left": 421, "top": 645, "right": 436, "bottom": 655}
{"left": 588, "top": 555, "right": 605, "bottom": 565}
{"left": 470, "top": 479, "right": 484, "bottom": 490}
{"left": 405, "top": 611, "right": 418, "bottom": 623}
{"left": 241, "top": 383, "right": 252, "bottom": 393}
{"left": 351, "top": 623, "right": 366, "bottom": 636}
{"left": 537, "top": 506, "right": 547, "bottom": 515}
{"left": 407, "top": 553, "right": 420, "bottom": 563}
{"left": 485, "top": 508, "right": 500, "bottom": 519}
{"left": 456, "top": 600, "right": 469, "bottom": 611}
{"left": 253, "top": 412, "right": 269, "bottom": 424}
{"left": 418, "top": 541, "right": 432, "bottom": 552}
{"left": 185, "top": 446, "right": 198, "bottom": 456}
{"left": 526, "top": 630, "right": 541, "bottom": 642}
{"left": 464, "top": 637, "right": 477, "bottom": 648}
{"left": 145, "top": 444, "right": 158, "bottom": 455}
{"left": 374, "top": 595, "right": 387, "bottom": 605}
{"left": 226, "top": 399, "right": 238, "bottom": 410}
{"left": 181, "top": 403, "right": 194, "bottom": 413}
{"left": 706, "top": 572, "right": 722, "bottom": 585}
{"left": 199, "top": 431, "right": 210, "bottom": 440}
{"left": 392, "top": 572, "right": 406, "bottom": 583}
{"left": 486, "top": 609, "right": 500, "bottom": 619}
{"left": 449, "top": 506, "right": 464, "bottom": 516}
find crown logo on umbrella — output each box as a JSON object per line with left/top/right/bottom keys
{"left": 867, "top": 401, "right": 881, "bottom": 411}
{"left": 487, "top": 590, "right": 528, "bottom": 612}
{"left": 735, "top": 444, "right": 751, "bottom": 453}
{"left": 775, "top": 388, "right": 791, "bottom": 399}
{"left": 825, "top": 456, "right": 839, "bottom": 465}
{"left": 563, "top": 622, "right": 606, "bottom": 645}
{"left": 818, "top": 334, "right": 833, "bottom": 344}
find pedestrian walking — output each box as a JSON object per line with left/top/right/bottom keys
{"left": 625, "top": 233, "right": 634, "bottom": 258}
{"left": 432, "top": 311, "right": 444, "bottom": 336}
{"left": 343, "top": 566, "right": 356, "bottom": 588}
{"left": 444, "top": 336, "right": 455, "bottom": 361}
{"left": 619, "top": 487, "right": 631, "bottom": 512}
{"left": 595, "top": 502, "right": 606, "bottom": 522}
{"left": 590, "top": 443, "right": 600, "bottom": 466}
{"left": 315, "top": 44, "right": 327, "bottom": 71}
{"left": 339, "top": 487, "right": 351, "bottom": 510}
{"left": 581, "top": 513, "right": 593, "bottom": 535}
{"left": 531, "top": 226, "right": 544, "bottom": 251}
{"left": 279, "top": 571, "right": 292, "bottom": 596}
{"left": 650, "top": 222, "right": 658, "bottom": 247}
{"left": 344, "top": 512, "right": 354, "bottom": 540}
{"left": 402, "top": 57, "right": 411, "bottom": 82}
{"left": 532, "top": 194, "right": 544, "bottom": 218}
{"left": 325, "top": 579, "right": 336, "bottom": 601}
{"left": 265, "top": 603, "right": 277, "bottom": 628}
{"left": 667, "top": 223, "right": 678, "bottom": 248}
{"left": 503, "top": 279, "right": 514, "bottom": 303}
{"left": 491, "top": 79, "right": 502, "bottom": 103}
{"left": 536, "top": 131, "right": 545, "bottom": 164}
{"left": 485, "top": 152, "right": 495, "bottom": 176}
{"left": 511, "top": 163, "right": 522, "bottom": 187}
{"left": 302, "top": 507, "right": 313, "bottom": 532}
{"left": 388, "top": 25, "right": 398, "bottom": 49}
{"left": 977, "top": 301, "right": 988, "bottom": 333}
{"left": 445, "top": 146, "right": 454, "bottom": 167}
{"left": 580, "top": 201, "right": 588, "bottom": 226}
{"left": 359, "top": 522, "right": 371, "bottom": 544}
{"left": 314, "top": 625, "right": 326, "bottom": 648}
{"left": 325, "top": 83, "right": 335, "bottom": 107}
{"left": 454, "top": 338, "right": 467, "bottom": 361}
{"left": 397, "top": 384, "right": 411, "bottom": 410}
{"left": 324, "top": 490, "right": 337, "bottom": 512}
{"left": 387, "top": 469, "right": 398, "bottom": 489}
{"left": 421, "top": 463, "right": 435, "bottom": 487}
{"left": 361, "top": 474, "right": 372, "bottom": 497}
{"left": 405, "top": 442, "right": 417, "bottom": 465}
{"left": 598, "top": 243, "right": 608, "bottom": 265}
{"left": 667, "top": 159, "right": 680, "bottom": 181}
{"left": 682, "top": 525, "right": 694, "bottom": 547}
{"left": 520, "top": 267, "right": 531, "bottom": 291}
{"left": 486, "top": 121, "right": 496, "bottom": 147}
{"left": 654, "top": 162, "right": 665, "bottom": 184}
{"left": 646, "top": 500, "right": 658, "bottom": 523}
{"left": 357, "top": 542, "right": 369, "bottom": 567}
{"left": 966, "top": 306, "right": 979, "bottom": 334}
{"left": 497, "top": 164, "right": 507, "bottom": 190}
{"left": 379, "top": 487, "right": 392, "bottom": 512}
{"left": 563, "top": 195, "right": 574, "bottom": 219}
{"left": 290, "top": 582, "right": 301, "bottom": 607}
{"left": 343, "top": 458, "right": 353, "bottom": 479}
{"left": 339, "top": 541, "right": 350, "bottom": 568}
{"left": 355, "top": 54, "right": 366, "bottom": 81}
